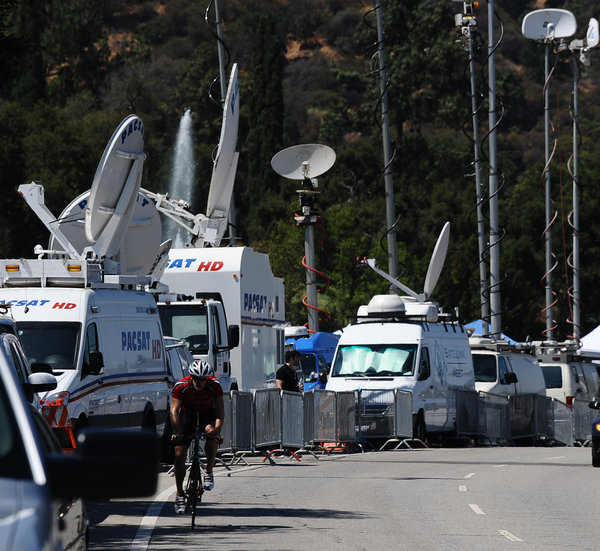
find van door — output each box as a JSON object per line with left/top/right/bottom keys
{"left": 81, "top": 322, "right": 108, "bottom": 426}
{"left": 500, "top": 356, "right": 518, "bottom": 394}
{"left": 414, "top": 346, "right": 443, "bottom": 431}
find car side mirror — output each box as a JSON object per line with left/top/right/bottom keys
{"left": 47, "top": 428, "right": 159, "bottom": 499}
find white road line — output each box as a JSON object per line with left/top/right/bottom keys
{"left": 459, "top": 485, "right": 467, "bottom": 492}
{"left": 494, "top": 464, "right": 507, "bottom": 468}
{"left": 464, "top": 472, "right": 476, "bottom": 479}
{"left": 130, "top": 465, "right": 263, "bottom": 551}
{"left": 543, "top": 456, "right": 565, "bottom": 461}
{"left": 469, "top": 504, "right": 486, "bottom": 515}
{"left": 498, "top": 530, "right": 523, "bottom": 542}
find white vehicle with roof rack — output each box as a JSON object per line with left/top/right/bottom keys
{"left": 326, "top": 223, "right": 475, "bottom": 439}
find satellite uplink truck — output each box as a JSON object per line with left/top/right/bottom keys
{"left": 0, "top": 114, "right": 172, "bottom": 448}
{"left": 142, "top": 65, "right": 286, "bottom": 391}
{"left": 325, "top": 223, "right": 476, "bottom": 440}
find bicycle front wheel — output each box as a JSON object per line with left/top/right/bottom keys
{"left": 186, "top": 460, "right": 201, "bottom": 529}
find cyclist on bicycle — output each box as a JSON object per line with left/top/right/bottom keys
{"left": 171, "top": 359, "right": 224, "bottom": 514}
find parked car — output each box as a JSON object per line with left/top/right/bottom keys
{"left": 164, "top": 335, "right": 194, "bottom": 383}
{"left": 0, "top": 345, "right": 159, "bottom": 550}
{"left": 589, "top": 399, "right": 600, "bottom": 467}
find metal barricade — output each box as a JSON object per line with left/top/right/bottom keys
{"left": 304, "top": 389, "right": 356, "bottom": 448}
{"left": 573, "top": 398, "right": 593, "bottom": 443}
{"left": 455, "top": 389, "right": 479, "bottom": 436}
{"left": 477, "top": 392, "right": 510, "bottom": 441}
{"left": 281, "top": 390, "right": 304, "bottom": 449}
{"left": 547, "top": 397, "right": 574, "bottom": 446}
{"left": 253, "top": 388, "right": 282, "bottom": 449}
{"left": 336, "top": 390, "right": 357, "bottom": 443}
{"left": 356, "top": 389, "right": 396, "bottom": 442}
{"left": 509, "top": 394, "right": 548, "bottom": 442}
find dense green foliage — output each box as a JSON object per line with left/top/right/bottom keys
{"left": 1, "top": 0, "right": 600, "bottom": 342}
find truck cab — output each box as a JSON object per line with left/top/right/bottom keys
{"left": 157, "top": 294, "right": 239, "bottom": 390}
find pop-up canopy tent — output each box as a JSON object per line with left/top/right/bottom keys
{"left": 465, "top": 320, "right": 517, "bottom": 345}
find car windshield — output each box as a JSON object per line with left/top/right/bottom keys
{"left": 0, "top": 369, "right": 32, "bottom": 480}
{"left": 473, "top": 354, "right": 497, "bottom": 382}
{"left": 17, "top": 322, "right": 81, "bottom": 371}
{"left": 158, "top": 305, "right": 209, "bottom": 355}
{"left": 331, "top": 344, "right": 417, "bottom": 377}
{"left": 541, "top": 365, "right": 562, "bottom": 389}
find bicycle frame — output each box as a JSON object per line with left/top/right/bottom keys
{"left": 185, "top": 411, "right": 205, "bottom": 529}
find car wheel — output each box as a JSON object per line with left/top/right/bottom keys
{"left": 592, "top": 445, "right": 600, "bottom": 468}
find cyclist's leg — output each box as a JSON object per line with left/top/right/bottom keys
{"left": 173, "top": 442, "right": 189, "bottom": 496}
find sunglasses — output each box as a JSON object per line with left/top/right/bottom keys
{"left": 192, "top": 376, "right": 208, "bottom": 383}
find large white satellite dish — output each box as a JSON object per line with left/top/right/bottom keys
{"left": 85, "top": 115, "right": 146, "bottom": 260}
{"left": 423, "top": 222, "right": 450, "bottom": 300}
{"left": 271, "top": 144, "right": 336, "bottom": 180}
{"left": 206, "top": 63, "right": 240, "bottom": 219}
{"left": 522, "top": 9, "right": 577, "bottom": 41}
{"left": 50, "top": 190, "right": 162, "bottom": 275}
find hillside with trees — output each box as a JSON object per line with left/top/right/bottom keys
{"left": 1, "top": 0, "right": 600, "bottom": 342}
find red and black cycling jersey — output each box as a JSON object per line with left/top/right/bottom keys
{"left": 172, "top": 376, "right": 223, "bottom": 414}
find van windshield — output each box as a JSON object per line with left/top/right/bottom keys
{"left": 331, "top": 344, "right": 417, "bottom": 377}
{"left": 473, "top": 354, "right": 497, "bottom": 382}
{"left": 158, "top": 305, "right": 209, "bottom": 355}
{"left": 17, "top": 322, "right": 81, "bottom": 371}
{"left": 540, "top": 364, "right": 562, "bottom": 389}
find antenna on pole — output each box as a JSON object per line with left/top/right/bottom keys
{"left": 454, "top": 1, "right": 489, "bottom": 336}
{"left": 522, "top": 8, "right": 577, "bottom": 340}
{"left": 271, "top": 144, "right": 336, "bottom": 332}
{"left": 568, "top": 18, "right": 598, "bottom": 341}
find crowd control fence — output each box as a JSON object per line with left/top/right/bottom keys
{"left": 217, "top": 388, "right": 595, "bottom": 459}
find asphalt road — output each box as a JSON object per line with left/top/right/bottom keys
{"left": 87, "top": 445, "right": 600, "bottom": 550}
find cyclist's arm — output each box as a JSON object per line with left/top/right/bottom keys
{"left": 207, "top": 394, "right": 225, "bottom": 437}
{"left": 170, "top": 396, "right": 182, "bottom": 437}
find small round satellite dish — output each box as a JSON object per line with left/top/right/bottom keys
{"left": 423, "top": 222, "right": 450, "bottom": 300}
{"left": 50, "top": 190, "right": 161, "bottom": 275}
{"left": 522, "top": 9, "right": 577, "bottom": 41}
{"left": 271, "top": 144, "right": 335, "bottom": 180}
{"left": 85, "top": 114, "right": 145, "bottom": 243}
{"left": 587, "top": 18, "right": 599, "bottom": 49}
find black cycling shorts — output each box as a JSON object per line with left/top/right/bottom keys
{"left": 173, "top": 408, "right": 217, "bottom": 447}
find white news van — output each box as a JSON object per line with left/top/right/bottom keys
{"left": 469, "top": 337, "right": 546, "bottom": 397}
{"left": 326, "top": 294, "right": 475, "bottom": 438}
{"left": 158, "top": 246, "right": 285, "bottom": 391}
{"left": 533, "top": 342, "right": 600, "bottom": 406}
{"left": 0, "top": 264, "right": 170, "bottom": 448}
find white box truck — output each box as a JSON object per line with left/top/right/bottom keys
{"left": 157, "top": 246, "right": 285, "bottom": 391}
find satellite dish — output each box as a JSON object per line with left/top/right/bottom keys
{"left": 85, "top": 115, "right": 146, "bottom": 260}
{"left": 50, "top": 190, "right": 162, "bottom": 275}
{"left": 206, "top": 63, "right": 240, "bottom": 219}
{"left": 423, "top": 222, "right": 450, "bottom": 300}
{"left": 271, "top": 144, "right": 336, "bottom": 180}
{"left": 522, "top": 9, "right": 577, "bottom": 41}
{"left": 587, "top": 18, "right": 599, "bottom": 49}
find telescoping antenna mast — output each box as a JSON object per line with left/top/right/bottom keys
{"left": 522, "top": 9, "right": 577, "bottom": 340}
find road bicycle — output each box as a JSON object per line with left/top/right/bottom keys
{"left": 184, "top": 412, "right": 205, "bottom": 529}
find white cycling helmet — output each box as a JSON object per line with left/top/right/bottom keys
{"left": 189, "top": 359, "right": 214, "bottom": 378}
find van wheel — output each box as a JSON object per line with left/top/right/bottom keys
{"left": 413, "top": 412, "right": 426, "bottom": 442}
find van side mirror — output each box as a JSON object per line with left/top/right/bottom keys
{"left": 505, "top": 372, "right": 518, "bottom": 384}
{"left": 589, "top": 400, "right": 600, "bottom": 410}
{"left": 320, "top": 368, "right": 328, "bottom": 383}
{"left": 227, "top": 325, "right": 240, "bottom": 348}
{"left": 83, "top": 351, "right": 104, "bottom": 377}
{"left": 418, "top": 360, "right": 430, "bottom": 381}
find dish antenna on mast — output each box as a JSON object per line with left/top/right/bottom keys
{"left": 521, "top": 9, "right": 577, "bottom": 41}
{"left": 271, "top": 144, "right": 336, "bottom": 332}
{"left": 361, "top": 222, "right": 450, "bottom": 303}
